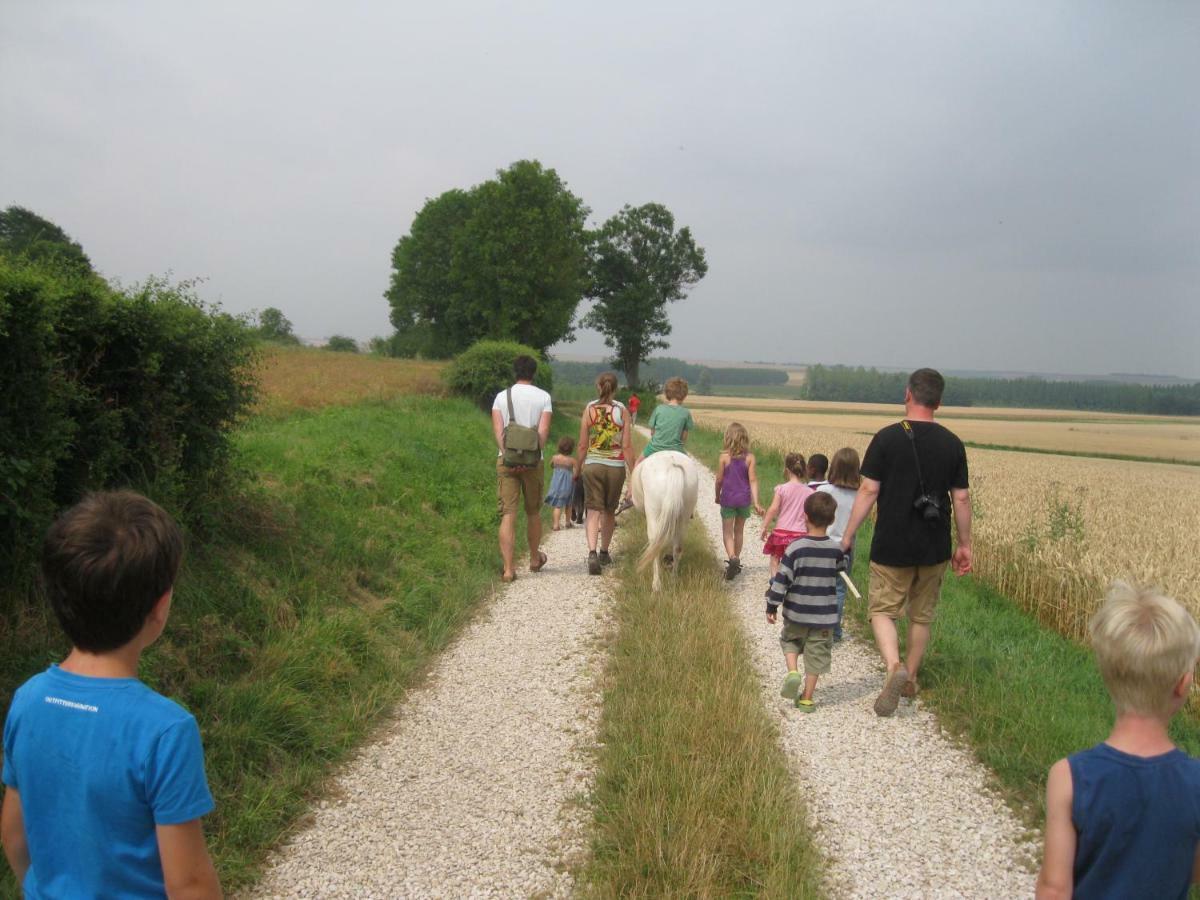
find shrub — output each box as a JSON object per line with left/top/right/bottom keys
{"left": 0, "top": 261, "right": 258, "bottom": 587}
{"left": 325, "top": 335, "right": 359, "bottom": 353}
{"left": 444, "top": 340, "right": 552, "bottom": 412}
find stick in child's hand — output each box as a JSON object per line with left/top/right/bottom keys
{"left": 839, "top": 570, "right": 862, "bottom": 600}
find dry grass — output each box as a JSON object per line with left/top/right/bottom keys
{"left": 691, "top": 410, "right": 1200, "bottom": 640}
{"left": 254, "top": 347, "right": 445, "bottom": 415}
{"left": 689, "top": 405, "right": 1200, "bottom": 465}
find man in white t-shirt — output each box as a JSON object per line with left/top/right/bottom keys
{"left": 491, "top": 355, "right": 553, "bottom": 582}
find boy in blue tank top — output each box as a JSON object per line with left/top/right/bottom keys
{"left": 2, "top": 492, "right": 220, "bottom": 898}
{"left": 1037, "top": 582, "right": 1200, "bottom": 900}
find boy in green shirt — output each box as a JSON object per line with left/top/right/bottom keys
{"left": 620, "top": 376, "right": 693, "bottom": 511}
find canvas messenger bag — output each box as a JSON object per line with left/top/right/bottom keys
{"left": 502, "top": 387, "right": 542, "bottom": 468}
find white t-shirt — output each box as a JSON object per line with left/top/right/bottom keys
{"left": 492, "top": 382, "right": 553, "bottom": 457}
{"left": 818, "top": 483, "right": 858, "bottom": 543}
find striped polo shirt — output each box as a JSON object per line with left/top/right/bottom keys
{"left": 765, "top": 535, "right": 845, "bottom": 628}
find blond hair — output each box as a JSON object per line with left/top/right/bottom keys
{"left": 1089, "top": 581, "right": 1200, "bottom": 717}
{"left": 723, "top": 422, "right": 750, "bottom": 457}
{"left": 663, "top": 377, "right": 689, "bottom": 401}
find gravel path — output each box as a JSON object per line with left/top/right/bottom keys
{"left": 247, "top": 523, "right": 608, "bottom": 899}
{"left": 690, "top": 457, "right": 1039, "bottom": 899}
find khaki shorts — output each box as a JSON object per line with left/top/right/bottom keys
{"left": 868, "top": 561, "right": 948, "bottom": 625}
{"left": 779, "top": 622, "right": 833, "bottom": 675}
{"left": 582, "top": 463, "right": 627, "bottom": 513}
{"left": 497, "top": 458, "right": 543, "bottom": 517}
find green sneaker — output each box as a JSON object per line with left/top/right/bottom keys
{"left": 780, "top": 672, "right": 802, "bottom": 700}
{"left": 795, "top": 698, "right": 816, "bottom": 713}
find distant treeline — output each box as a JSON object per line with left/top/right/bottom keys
{"left": 805, "top": 365, "right": 1200, "bottom": 416}
{"left": 552, "top": 356, "right": 788, "bottom": 388}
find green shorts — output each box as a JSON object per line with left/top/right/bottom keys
{"left": 779, "top": 622, "right": 833, "bottom": 675}
{"left": 720, "top": 505, "right": 752, "bottom": 520}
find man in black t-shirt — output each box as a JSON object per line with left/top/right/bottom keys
{"left": 841, "top": 368, "right": 973, "bottom": 717}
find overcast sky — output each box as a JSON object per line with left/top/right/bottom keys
{"left": 2, "top": 1, "right": 1197, "bottom": 378}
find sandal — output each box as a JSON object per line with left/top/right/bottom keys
{"left": 501, "top": 572, "right": 517, "bottom": 583}
{"left": 795, "top": 698, "right": 816, "bottom": 712}
{"left": 530, "top": 551, "right": 548, "bottom": 573}
{"left": 874, "top": 666, "right": 909, "bottom": 717}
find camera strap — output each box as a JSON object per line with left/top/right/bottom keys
{"left": 900, "top": 420, "right": 930, "bottom": 497}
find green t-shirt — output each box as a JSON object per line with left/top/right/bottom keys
{"left": 647, "top": 404, "right": 694, "bottom": 453}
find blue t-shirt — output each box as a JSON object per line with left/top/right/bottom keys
{"left": 1070, "top": 742, "right": 1200, "bottom": 900}
{"left": 2, "top": 665, "right": 214, "bottom": 899}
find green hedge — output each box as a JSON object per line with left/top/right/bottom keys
{"left": 444, "top": 339, "right": 552, "bottom": 412}
{"left": 0, "top": 262, "right": 258, "bottom": 586}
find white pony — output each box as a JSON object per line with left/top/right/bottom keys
{"left": 630, "top": 450, "right": 699, "bottom": 591}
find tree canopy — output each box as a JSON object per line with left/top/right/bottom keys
{"left": 582, "top": 203, "right": 707, "bottom": 387}
{"left": 385, "top": 160, "right": 590, "bottom": 358}
{"left": 255, "top": 307, "right": 300, "bottom": 344}
{"left": 0, "top": 205, "right": 93, "bottom": 277}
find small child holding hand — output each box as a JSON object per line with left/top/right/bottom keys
{"left": 1036, "top": 582, "right": 1200, "bottom": 900}
{"left": 765, "top": 492, "right": 844, "bottom": 712}
{"left": 544, "top": 436, "right": 577, "bottom": 530}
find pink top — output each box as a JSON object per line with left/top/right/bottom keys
{"left": 773, "top": 481, "right": 814, "bottom": 532}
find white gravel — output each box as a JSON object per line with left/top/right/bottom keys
{"left": 691, "top": 458, "right": 1039, "bottom": 899}
{"left": 247, "top": 523, "right": 609, "bottom": 899}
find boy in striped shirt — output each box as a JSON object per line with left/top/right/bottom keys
{"left": 766, "top": 492, "right": 845, "bottom": 712}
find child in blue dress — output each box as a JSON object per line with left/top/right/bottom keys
{"left": 545, "top": 436, "right": 577, "bottom": 530}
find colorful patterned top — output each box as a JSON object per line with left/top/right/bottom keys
{"left": 584, "top": 401, "right": 627, "bottom": 468}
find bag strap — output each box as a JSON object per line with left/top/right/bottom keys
{"left": 900, "top": 420, "right": 929, "bottom": 497}
{"left": 506, "top": 386, "right": 516, "bottom": 424}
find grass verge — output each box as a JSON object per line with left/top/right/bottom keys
{"left": 1, "top": 396, "right": 573, "bottom": 896}
{"left": 687, "top": 420, "right": 1200, "bottom": 824}
{"left": 582, "top": 512, "right": 823, "bottom": 897}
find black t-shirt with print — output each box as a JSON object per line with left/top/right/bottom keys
{"left": 860, "top": 420, "right": 969, "bottom": 567}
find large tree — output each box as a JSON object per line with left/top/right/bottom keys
{"left": 583, "top": 203, "right": 707, "bottom": 387}
{"left": 385, "top": 160, "right": 590, "bottom": 357}
{"left": 0, "top": 205, "right": 93, "bottom": 276}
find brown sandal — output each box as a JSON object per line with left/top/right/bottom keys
{"left": 501, "top": 572, "right": 517, "bottom": 583}
{"left": 530, "top": 551, "right": 548, "bottom": 573}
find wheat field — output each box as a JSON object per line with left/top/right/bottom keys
{"left": 688, "top": 401, "right": 1200, "bottom": 463}
{"left": 692, "top": 409, "right": 1200, "bottom": 637}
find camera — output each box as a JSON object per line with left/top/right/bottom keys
{"left": 913, "top": 493, "right": 944, "bottom": 522}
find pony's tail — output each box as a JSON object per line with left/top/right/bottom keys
{"left": 638, "top": 458, "right": 688, "bottom": 574}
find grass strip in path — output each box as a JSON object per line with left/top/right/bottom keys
{"left": 581, "top": 512, "right": 823, "bottom": 898}
{"left": 687, "top": 420, "right": 1200, "bottom": 823}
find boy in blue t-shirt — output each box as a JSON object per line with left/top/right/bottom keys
{"left": 1037, "top": 582, "right": 1200, "bottom": 900}
{"left": 1, "top": 492, "right": 220, "bottom": 898}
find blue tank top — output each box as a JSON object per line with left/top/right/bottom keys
{"left": 1069, "top": 743, "right": 1200, "bottom": 900}
{"left": 720, "top": 456, "right": 751, "bottom": 507}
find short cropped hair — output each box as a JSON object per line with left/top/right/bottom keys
{"left": 1089, "top": 582, "right": 1200, "bottom": 717}
{"left": 513, "top": 355, "right": 538, "bottom": 381}
{"left": 807, "top": 453, "right": 828, "bottom": 478}
{"left": 907, "top": 368, "right": 945, "bottom": 408}
{"left": 803, "top": 491, "right": 837, "bottom": 528}
{"left": 828, "top": 447, "right": 862, "bottom": 489}
{"left": 663, "top": 377, "right": 689, "bottom": 401}
{"left": 557, "top": 435, "right": 576, "bottom": 455}
{"left": 42, "top": 491, "right": 184, "bottom": 653}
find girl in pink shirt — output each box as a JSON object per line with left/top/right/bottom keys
{"left": 760, "top": 452, "right": 814, "bottom": 578}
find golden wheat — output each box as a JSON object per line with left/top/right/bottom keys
{"left": 693, "top": 409, "right": 1200, "bottom": 638}
{"left": 255, "top": 346, "right": 446, "bottom": 415}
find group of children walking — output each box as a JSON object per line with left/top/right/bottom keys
{"left": 6, "top": 377, "right": 1198, "bottom": 896}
